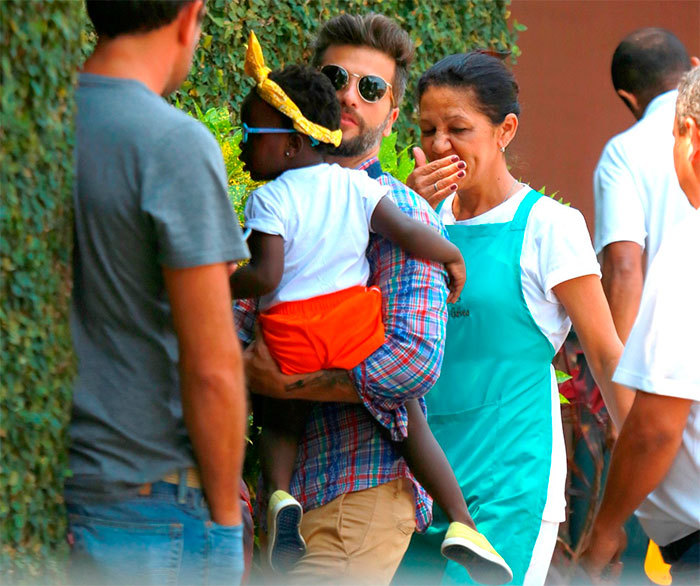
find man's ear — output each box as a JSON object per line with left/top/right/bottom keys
{"left": 690, "top": 56, "right": 700, "bottom": 68}
{"left": 177, "top": 0, "right": 203, "bottom": 47}
{"left": 616, "top": 88, "right": 641, "bottom": 117}
{"left": 686, "top": 117, "right": 700, "bottom": 163}
{"left": 381, "top": 107, "right": 400, "bottom": 138}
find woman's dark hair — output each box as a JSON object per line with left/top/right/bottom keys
{"left": 86, "top": 1, "right": 198, "bottom": 39}
{"left": 243, "top": 65, "right": 341, "bottom": 154}
{"left": 418, "top": 52, "right": 520, "bottom": 124}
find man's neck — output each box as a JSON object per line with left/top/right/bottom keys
{"left": 82, "top": 38, "right": 174, "bottom": 96}
{"left": 325, "top": 144, "right": 380, "bottom": 170}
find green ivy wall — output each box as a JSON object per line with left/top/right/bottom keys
{"left": 0, "top": 0, "right": 84, "bottom": 580}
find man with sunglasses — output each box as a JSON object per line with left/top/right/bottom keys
{"left": 238, "top": 13, "right": 448, "bottom": 584}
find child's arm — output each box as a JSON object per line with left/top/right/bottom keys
{"left": 229, "top": 230, "right": 284, "bottom": 299}
{"left": 371, "top": 197, "right": 465, "bottom": 303}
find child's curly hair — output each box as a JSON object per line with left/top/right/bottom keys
{"left": 268, "top": 65, "right": 341, "bottom": 154}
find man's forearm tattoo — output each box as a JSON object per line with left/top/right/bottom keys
{"left": 285, "top": 369, "right": 350, "bottom": 392}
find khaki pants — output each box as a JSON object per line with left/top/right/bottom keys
{"left": 288, "top": 478, "right": 416, "bottom": 585}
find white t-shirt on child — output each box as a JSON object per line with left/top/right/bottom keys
{"left": 245, "top": 163, "right": 388, "bottom": 310}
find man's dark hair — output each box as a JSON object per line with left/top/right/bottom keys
{"left": 418, "top": 52, "right": 520, "bottom": 125}
{"left": 86, "top": 0, "right": 197, "bottom": 39}
{"left": 611, "top": 28, "right": 691, "bottom": 105}
{"left": 311, "top": 13, "right": 415, "bottom": 106}
{"left": 242, "top": 65, "right": 341, "bottom": 154}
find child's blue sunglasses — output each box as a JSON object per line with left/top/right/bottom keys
{"left": 240, "top": 123, "right": 319, "bottom": 146}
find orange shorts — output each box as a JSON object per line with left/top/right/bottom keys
{"left": 258, "top": 285, "right": 386, "bottom": 375}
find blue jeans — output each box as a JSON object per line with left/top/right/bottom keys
{"left": 67, "top": 481, "right": 244, "bottom": 586}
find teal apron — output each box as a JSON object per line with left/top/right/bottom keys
{"left": 397, "top": 190, "right": 556, "bottom": 585}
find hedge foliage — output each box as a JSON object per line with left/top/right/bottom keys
{"left": 177, "top": 0, "right": 523, "bottom": 144}
{"left": 0, "top": 0, "right": 83, "bottom": 580}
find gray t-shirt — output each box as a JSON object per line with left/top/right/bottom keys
{"left": 66, "top": 74, "right": 249, "bottom": 502}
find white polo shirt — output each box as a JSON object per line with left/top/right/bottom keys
{"left": 594, "top": 91, "right": 694, "bottom": 273}
{"left": 613, "top": 208, "right": 700, "bottom": 546}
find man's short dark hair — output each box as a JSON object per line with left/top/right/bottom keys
{"left": 611, "top": 28, "right": 691, "bottom": 104}
{"left": 86, "top": 0, "right": 197, "bottom": 39}
{"left": 311, "top": 13, "right": 414, "bottom": 106}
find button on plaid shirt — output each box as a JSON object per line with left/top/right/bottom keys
{"left": 235, "top": 157, "right": 448, "bottom": 531}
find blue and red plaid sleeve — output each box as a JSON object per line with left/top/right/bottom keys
{"left": 233, "top": 297, "right": 258, "bottom": 347}
{"left": 350, "top": 166, "right": 448, "bottom": 441}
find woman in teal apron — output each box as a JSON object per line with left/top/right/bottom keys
{"left": 395, "top": 53, "right": 634, "bottom": 585}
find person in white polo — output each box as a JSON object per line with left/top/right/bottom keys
{"left": 582, "top": 66, "right": 700, "bottom": 585}
{"left": 594, "top": 28, "right": 698, "bottom": 343}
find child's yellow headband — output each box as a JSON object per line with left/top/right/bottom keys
{"left": 244, "top": 32, "right": 343, "bottom": 148}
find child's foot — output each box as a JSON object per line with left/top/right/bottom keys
{"left": 267, "top": 490, "right": 306, "bottom": 573}
{"left": 441, "top": 522, "right": 513, "bottom": 585}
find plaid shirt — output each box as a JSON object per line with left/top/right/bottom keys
{"left": 235, "top": 157, "right": 448, "bottom": 531}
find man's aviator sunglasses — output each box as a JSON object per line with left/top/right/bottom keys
{"left": 320, "top": 65, "right": 394, "bottom": 106}
{"left": 241, "top": 123, "right": 319, "bottom": 146}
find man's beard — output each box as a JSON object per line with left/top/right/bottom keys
{"left": 330, "top": 109, "right": 392, "bottom": 158}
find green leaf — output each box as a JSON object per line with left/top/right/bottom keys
{"left": 555, "top": 369, "right": 573, "bottom": 384}
{"left": 396, "top": 152, "right": 416, "bottom": 183}
{"left": 378, "top": 132, "right": 399, "bottom": 169}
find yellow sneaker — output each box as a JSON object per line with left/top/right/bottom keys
{"left": 441, "top": 522, "right": 513, "bottom": 585}
{"left": 267, "top": 490, "right": 306, "bottom": 573}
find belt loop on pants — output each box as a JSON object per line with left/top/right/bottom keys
{"left": 177, "top": 468, "right": 188, "bottom": 504}
{"left": 138, "top": 467, "right": 201, "bottom": 498}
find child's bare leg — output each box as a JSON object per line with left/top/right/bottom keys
{"left": 258, "top": 396, "right": 311, "bottom": 573}
{"left": 402, "top": 399, "right": 513, "bottom": 584}
{"left": 260, "top": 397, "right": 313, "bottom": 494}
{"left": 401, "top": 399, "right": 475, "bottom": 528}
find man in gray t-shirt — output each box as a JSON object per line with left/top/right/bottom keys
{"left": 67, "top": 2, "right": 249, "bottom": 584}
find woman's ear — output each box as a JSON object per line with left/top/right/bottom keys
{"left": 286, "top": 133, "right": 304, "bottom": 157}
{"left": 498, "top": 113, "right": 519, "bottom": 150}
